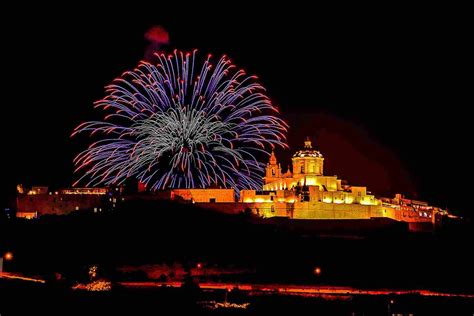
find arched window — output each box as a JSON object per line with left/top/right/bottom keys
{"left": 300, "top": 163, "right": 304, "bottom": 173}
{"left": 272, "top": 168, "right": 275, "bottom": 176}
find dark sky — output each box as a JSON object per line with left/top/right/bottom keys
{"left": 2, "top": 5, "right": 471, "bottom": 216}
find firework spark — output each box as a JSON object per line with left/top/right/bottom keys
{"left": 72, "top": 50, "right": 288, "bottom": 191}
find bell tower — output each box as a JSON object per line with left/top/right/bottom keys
{"left": 265, "top": 151, "right": 281, "bottom": 184}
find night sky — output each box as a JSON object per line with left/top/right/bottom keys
{"left": 3, "top": 5, "right": 471, "bottom": 216}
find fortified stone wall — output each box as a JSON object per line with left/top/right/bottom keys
{"left": 171, "top": 189, "right": 235, "bottom": 203}
{"left": 17, "top": 194, "right": 106, "bottom": 216}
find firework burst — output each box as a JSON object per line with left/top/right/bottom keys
{"left": 72, "top": 50, "right": 288, "bottom": 191}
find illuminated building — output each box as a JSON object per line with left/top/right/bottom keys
{"left": 155, "top": 188, "right": 235, "bottom": 203}
{"left": 239, "top": 138, "right": 446, "bottom": 229}
{"left": 16, "top": 137, "right": 448, "bottom": 231}
{"left": 16, "top": 186, "right": 117, "bottom": 218}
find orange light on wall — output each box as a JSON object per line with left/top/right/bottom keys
{"left": 345, "top": 196, "right": 354, "bottom": 204}
{"left": 360, "top": 198, "right": 376, "bottom": 206}
{"left": 322, "top": 197, "right": 332, "bottom": 203}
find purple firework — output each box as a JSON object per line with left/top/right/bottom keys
{"left": 72, "top": 50, "right": 288, "bottom": 191}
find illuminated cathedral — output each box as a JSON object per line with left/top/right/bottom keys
{"left": 239, "top": 138, "right": 443, "bottom": 226}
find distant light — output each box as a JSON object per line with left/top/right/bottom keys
{"left": 390, "top": 299, "right": 395, "bottom": 304}
{"left": 4, "top": 252, "right": 13, "bottom": 261}
{"left": 314, "top": 267, "right": 321, "bottom": 276}
{"left": 196, "top": 263, "right": 203, "bottom": 269}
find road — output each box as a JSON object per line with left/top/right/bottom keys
{"left": 2, "top": 272, "right": 473, "bottom": 298}
{"left": 0, "top": 272, "right": 45, "bottom": 283}
{"left": 119, "top": 281, "right": 474, "bottom": 298}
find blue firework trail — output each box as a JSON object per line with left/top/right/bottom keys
{"left": 72, "top": 50, "right": 288, "bottom": 191}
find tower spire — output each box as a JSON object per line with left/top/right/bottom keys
{"left": 269, "top": 150, "right": 277, "bottom": 165}
{"left": 265, "top": 150, "right": 281, "bottom": 184}
{"left": 304, "top": 137, "right": 312, "bottom": 149}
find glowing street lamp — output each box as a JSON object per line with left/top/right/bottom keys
{"left": 388, "top": 298, "right": 395, "bottom": 314}
{"left": 313, "top": 266, "right": 322, "bottom": 276}
{"left": 4, "top": 252, "right": 13, "bottom": 261}
{"left": 1, "top": 252, "right": 13, "bottom": 273}
{"left": 224, "top": 287, "right": 231, "bottom": 303}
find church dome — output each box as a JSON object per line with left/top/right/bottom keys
{"left": 292, "top": 137, "right": 323, "bottom": 158}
